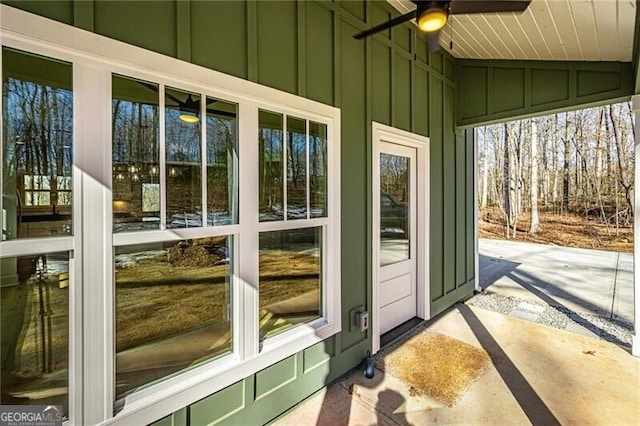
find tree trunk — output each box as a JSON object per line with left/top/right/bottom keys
{"left": 562, "top": 112, "right": 571, "bottom": 212}
{"left": 503, "top": 122, "right": 512, "bottom": 238}
{"left": 608, "top": 104, "right": 633, "bottom": 214}
{"left": 530, "top": 118, "right": 540, "bottom": 233}
{"left": 480, "top": 126, "right": 489, "bottom": 208}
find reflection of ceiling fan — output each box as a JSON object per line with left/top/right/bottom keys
{"left": 354, "top": 0, "right": 532, "bottom": 52}
{"left": 137, "top": 81, "right": 236, "bottom": 122}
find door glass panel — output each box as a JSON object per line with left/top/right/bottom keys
{"left": 2, "top": 48, "right": 73, "bottom": 240}
{"left": 380, "top": 153, "right": 410, "bottom": 266}
{"left": 1, "top": 252, "right": 70, "bottom": 418}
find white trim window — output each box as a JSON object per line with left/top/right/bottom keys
{"left": 0, "top": 6, "right": 341, "bottom": 426}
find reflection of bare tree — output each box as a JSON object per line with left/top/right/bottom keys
{"left": 3, "top": 78, "right": 73, "bottom": 214}
{"left": 380, "top": 153, "right": 409, "bottom": 202}
{"left": 259, "top": 126, "right": 283, "bottom": 215}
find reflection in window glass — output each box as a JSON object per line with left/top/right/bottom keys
{"left": 259, "top": 228, "right": 321, "bottom": 340}
{"left": 287, "top": 117, "right": 307, "bottom": 220}
{"left": 0, "top": 253, "right": 69, "bottom": 417}
{"left": 115, "top": 237, "right": 232, "bottom": 399}
{"left": 112, "top": 75, "right": 160, "bottom": 233}
{"left": 380, "top": 153, "right": 410, "bottom": 266}
{"left": 2, "top": 48, "right": 73, "bottom": 240}
{"left": 309, "top": 122, "right": 327, "bottom": 218}
{"left": 258, "top": 110, "right": 284, "bottom": 222}
{"left": 206, "top": 98, "right": 238, "bottom": 226}
{"left": 166, "top": 87, "right": 202, "bottom": 228}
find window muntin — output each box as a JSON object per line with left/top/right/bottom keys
{"left": 115, "top": 237, "right": 233, "bottom": 399}
{"left": 112, "top": 75, "right": 161, "bottom": 233}
{"left": 0, "top": 252, "right": 70, "bottom": 418}
{"left": 2, "top": 47, "right": 73, "bottom": 240}
{"left": 258, "top": 227, "right": 322, "bottom": 340}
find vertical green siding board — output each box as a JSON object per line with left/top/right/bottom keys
{"left": 443, "top": 84, "right": 456, "bottom": 294}
{"left": 73, "top": 0, "right": 94, "bottom": 32}
{"left": 339, "top": 0, "right": 366, "bottom": 22}
{"left": 305, "top": 2, "right": 334, "bottom": 105}
{"left": 333, "top": 11, "right": 342, "bottom": 108}
{"left": 413, "top": 66, "right": 428, "bottom": 137}
{"left": 395, "top": 54, "right": 412, "bottom": 131}
{"left": 191, "top": 1, "right": 248, "bottom": 79}
{"left": 340, "top": 18, "right": 368, "bottom": 351}
{"left": 370, "top": 2, "right": 391, "bottom": 40}
{"left": 297, "top": 1, "right": 306, "bottom": 97}
{"left": 257, "top": 0, "right": 297, "bottom": 94}
{"left": 175, "top": 1, "right": 190, "bottom": 62}
{"left": 371, "top": 41, "right": 391, "bottom": 124}
{"left": 93, "top": 1, "right": 177, "bottom": 58}
{"left": 364, "top": 1, "right": 373, "bottom": 345}
{"left": 455, "top": 131, "right": 467, "bottom": 287}
{"left": 2, "top": 0, "right": 74, "bottom": 25}
{"left": 466, "top": 130, "right": 476, "bottom": 283}
{"left": 247, "top": 0, "right": 258, "bottom": 82}
{"left": 429, "top": 76, "right": 444, "bottom": 301}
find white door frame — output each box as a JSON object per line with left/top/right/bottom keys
{"left": 372, "top": 122, "right": 430, "bottom": 354}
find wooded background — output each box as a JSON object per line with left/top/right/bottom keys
{"left": 477, "top": 102, "right": 635, "bottom": 242}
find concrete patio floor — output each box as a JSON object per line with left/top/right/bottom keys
{"left": 479, "top": 238, "right": 633, "bottom": 323}
{"left": 274, "top": 305, "right": 640, "bottom": 425}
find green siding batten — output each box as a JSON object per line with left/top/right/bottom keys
{"left": 457, "top": 59, "right": 634, "bottom": 127}
{"left": 2, "top": 1, "right": 478, "bottom": 424}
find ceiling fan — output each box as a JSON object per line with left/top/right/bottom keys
{"left": 137, "top": 81, "right": 237, "bottom": 123}
{"left": 353, "top": 0, "right": 532, "bottom": 51}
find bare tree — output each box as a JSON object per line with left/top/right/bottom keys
{"left": 530, "top": 118, "right": 540, "bottom": 233}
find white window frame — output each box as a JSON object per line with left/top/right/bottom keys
{"left": 0, "top": 5, "right": 341, "bottom": 426}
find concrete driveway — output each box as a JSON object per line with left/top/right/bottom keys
{"left": 479, "top": 238, "right": 633, "bottom": 323}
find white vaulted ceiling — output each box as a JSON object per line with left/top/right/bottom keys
{"left": 388, "top": 0, "right": 636, "bottom": 61}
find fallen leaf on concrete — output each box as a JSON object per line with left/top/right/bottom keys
{"left": 583, "top": 350, "right": 596, "bottom": 356}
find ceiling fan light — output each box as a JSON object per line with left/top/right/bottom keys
{"left": 179, "top": 113, "right": 199, "bottom": 123}
{"left": 417, "top": 7, "right": 448, "bottom": 32}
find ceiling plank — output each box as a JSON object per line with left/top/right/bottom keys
{"left": 592, "top": 0, "right": 620, "bottom": 61}
{"left": 546, "top": 0, "right": 583, "bottom": 60}
{"left": 617, "top": 0, "right": 636, "bottom": 61}
{"left": 569, "top": 0, "right": 600, "bottom": 60}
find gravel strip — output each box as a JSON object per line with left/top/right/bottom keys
{"left": 466, "top": 291, "right": 633, "bottom": 347}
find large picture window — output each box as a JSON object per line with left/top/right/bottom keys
{"left": 1, "top": 47, "right": 74, "bottom": 420}
{"left": 1, "top": 10, "right": 340, "bottom": 425}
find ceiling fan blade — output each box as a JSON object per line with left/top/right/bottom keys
{"left": 450, "top": 0, "right": 531, "bottom": 14}
{"left": 353, "top": 10, "right": 417, "bottom": 40}
{"left": 427, "top": 31, "right": 441, "bottom": 53}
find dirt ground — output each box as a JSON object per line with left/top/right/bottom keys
{"left": 479, "top": 206, "right": 633, "bottom": 253}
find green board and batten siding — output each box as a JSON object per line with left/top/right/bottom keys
{"left": 3, "top": 0, "right": 635, "bottom": 424}
{"left": 1, "top": 1, "right": 472, "bottom": 423}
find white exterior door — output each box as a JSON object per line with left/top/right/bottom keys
{"left": 377, "top": 141, "right": 417, "bottom": 334}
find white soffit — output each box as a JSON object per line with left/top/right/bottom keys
{"left": 387, "top": 0, "right": 636, "bottom": 61}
